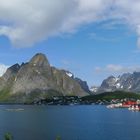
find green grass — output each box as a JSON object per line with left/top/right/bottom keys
{"left": 0, "top": 88, "right": 12, "bottom": 103}
{"left": 82, "top": 91, "right": 140, "bottom": 101}
{"left": 0, "top": 88, "right": 64, "bottom": 104}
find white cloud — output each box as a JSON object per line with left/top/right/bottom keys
{"left": 89, "top": 32, "right": 120, "bottom": 42}
{"left": 106, "top": 64, "right": 125, "bottom": 72}
{"left": 0, "top": 0, "right": 78, "bottom": 47}
{"left": 94, "top": 64, "right": 140, "bottom": 74}
{"left": 0, "top": 0, "right": 140, "bottom": 47}
{"left": 61, "top": 60, "right": 70, "bottom": 66}
{"left": 0, "top": 64, "right": 9, "bottom": 76}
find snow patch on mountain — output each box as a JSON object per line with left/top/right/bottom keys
{"left": 90, "top": 86, "right": 99, "bottom": 92}
{"left": 116, "top": 83, "right": 121, "bottom": 88}
{"left": 66, "top": 72, "right": 73, "bottom": 77}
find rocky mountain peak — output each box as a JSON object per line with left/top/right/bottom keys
{"left": 0, "top": 53, "right": 89, "bottom": 103}
{"left": 101, "top": 76, "right": 117, "bottom": 88}
{"left": 8, "top": 64, "right": 20, "bottom": 72}
{"left": 29, "top": 53, "right": 50, "bottom": 67}
{"left": 95, "top": 72, "right": 140, "bottom": 94}
{"left": 2, "top": 63, "right": 20, "bottom": 81}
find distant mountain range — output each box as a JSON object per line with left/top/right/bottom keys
{"left": 1, "top": 53, "right": 140, "bottom": 103}
{"left": 93, "top": 72, "right": 140, "bottom": 94}
{"left": 0, "top": 53, "right": 90, "bottom": 103}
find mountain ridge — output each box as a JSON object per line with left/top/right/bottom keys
{"left": 0, "top": 53, "right": 89, "bottom": 103}
{"left": 94, "top": 72, "right": 140, "bottom": 94}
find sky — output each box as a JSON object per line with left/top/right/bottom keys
{"left": 1, "top": 0, "right": 140, "bottom": 87}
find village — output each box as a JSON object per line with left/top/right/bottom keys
{"left": 32, "top": 95, "right": 140, "bottom": 112}
{"left": 107, "top": 99, "right": 140, "bottom": 111}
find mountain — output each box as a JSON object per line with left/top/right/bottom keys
{"left": 74, "top": 77, "right": 91, "bottom": 93}
{"left": 0, "top": 53, "right": 89, "bottom": 103}
{"left": 96, "top": 72, "right": 140, "bottom": 93}
{"left": 61, "top": 70, "right": 91, "bottom": 93}
{"left": 90, "top": 86, "right": 99, "bottom": 93}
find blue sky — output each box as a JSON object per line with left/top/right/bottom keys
{"left": 1, "top": 0, "right": 140, "bottom": 87}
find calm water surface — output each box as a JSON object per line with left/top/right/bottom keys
{"left": 0, "top": 105, "right": 140, "bottom": 140}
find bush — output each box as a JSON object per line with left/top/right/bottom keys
{"left": 56, "top": 135, "right": 61, "bottom": 140}
{"left": 4, "top": 132, "right": 13, "bottom": 140}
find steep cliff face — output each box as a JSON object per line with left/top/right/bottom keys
{"left": 74, "top": 77, "right": 91, "bottom": 93}
{"left": 0, "top": 53, "right": 89, "bottom": 103}
{"left": 61, "top": 70, "right": 91, "bottom": 93}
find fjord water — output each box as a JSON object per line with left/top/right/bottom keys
{"left": 0, "top": 105, "right": 140, "bottom": 140}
